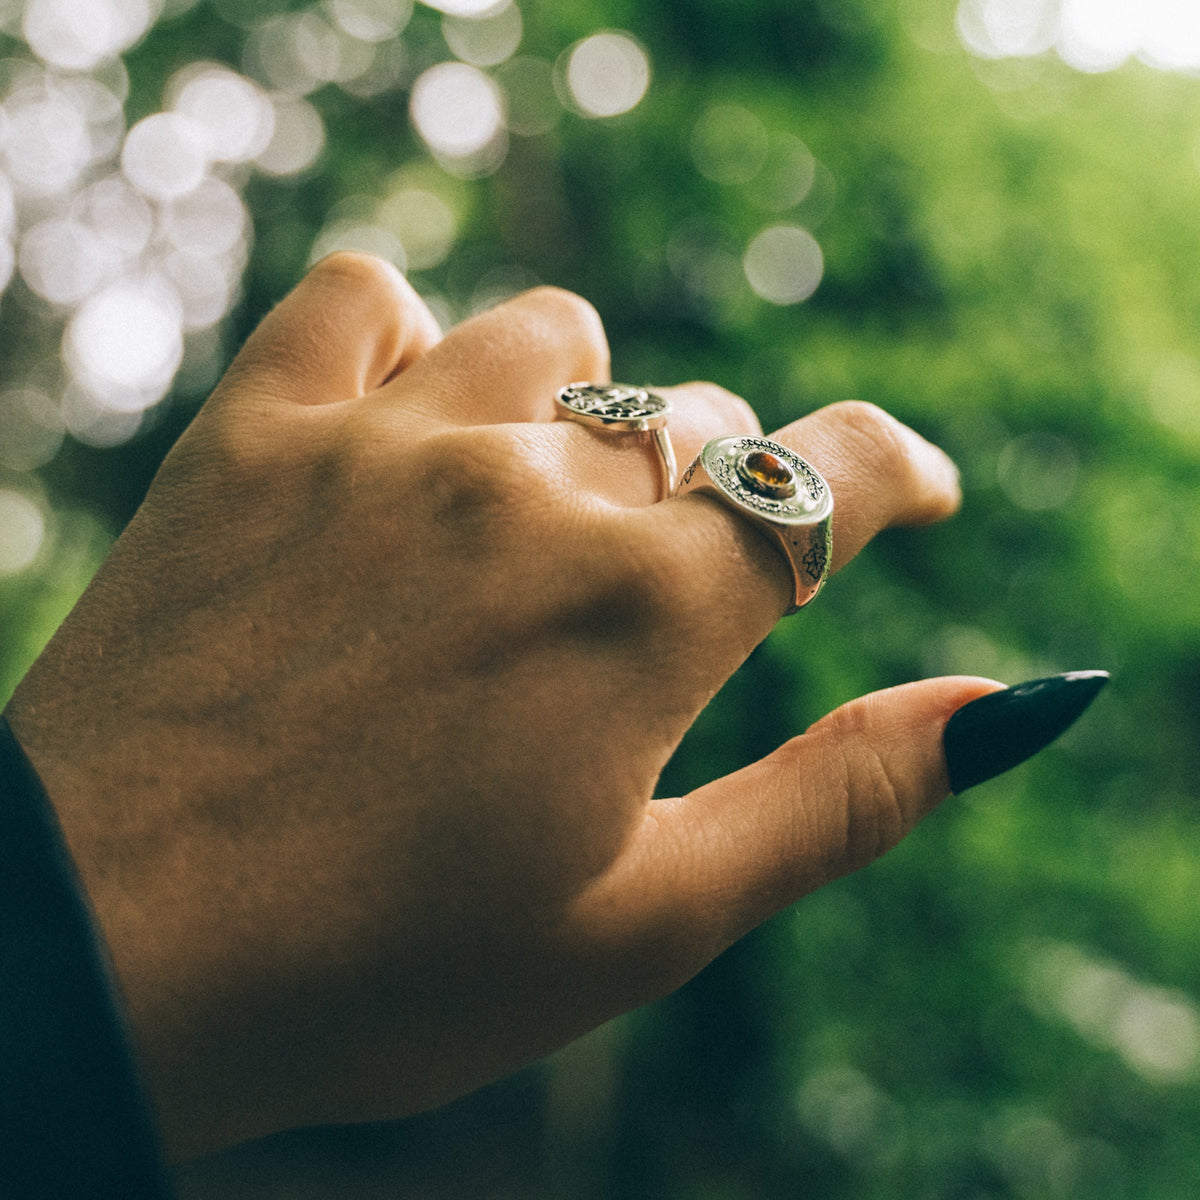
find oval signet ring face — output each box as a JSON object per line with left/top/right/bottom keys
{"left": 555, "top": 383, "right": 677, "bottom": 501}
{"left": 674, "top": 435, "right": 833, "bottom": 613}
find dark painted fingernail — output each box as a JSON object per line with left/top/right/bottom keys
{"left": 944, "top": 671, "right": 1110, "bottom": 794}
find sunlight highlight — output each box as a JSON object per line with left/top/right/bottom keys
{"left": 958, "top": 0, "right": 1200, "bottom": 71}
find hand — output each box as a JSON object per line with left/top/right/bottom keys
{"left": 5, "top": 253, "right": 989, "bottom": 1159}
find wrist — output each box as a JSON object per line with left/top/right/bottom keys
{"left": 0, "top": 713, "right": 172, "bottom": 1194}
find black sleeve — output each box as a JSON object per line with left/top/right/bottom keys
{"left": 0, "top": 716, "right": 174, "bottom": 1199}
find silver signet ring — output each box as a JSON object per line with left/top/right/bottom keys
{"left": 674, "top": 435, "right": 833, "bottom": 613}
{"left": 555, "top": 382, "right": 677, "bottom": 502}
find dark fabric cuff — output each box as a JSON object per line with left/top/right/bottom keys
{"left": 0, "top": 715, "right": 173, "bottom": 1199}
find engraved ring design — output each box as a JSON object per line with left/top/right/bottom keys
{"left": 674, "top": 435, "right": 833, "bottom": 613}
{"left": 555, "top": 383, "right": 678, "bottom": 502}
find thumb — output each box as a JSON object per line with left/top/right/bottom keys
{"left": 589, "top": 672, "right": 1108, "bottom": 1002}
{"left": 577, "top": 677, "right": 996, "bottom": 1003}
{"left": 646, "top": 677, "right": 998, "bottom": 938}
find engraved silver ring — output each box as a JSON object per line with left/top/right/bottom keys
{"left": 674, "top": 435, "right": 833, "bottom": 613}
{"left": 555, "top": 383, "right": 678, "bottom": 502}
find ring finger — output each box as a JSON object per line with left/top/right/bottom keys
{"left": 560, "top": 382, "right": 763, "bottom": 508}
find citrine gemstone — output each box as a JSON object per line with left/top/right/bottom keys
{"left": 738, "top": 449, "right": 797, "bottom": 497}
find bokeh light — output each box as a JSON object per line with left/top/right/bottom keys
{"left": 0, "top": 175, "right": 15, "bottom": 239}
{"left": 325, "top": 0, "right": 413, "bottom": 43}
{"left": 0, "top": 10, "right": 275, "bottom": 448}
{"left": 410, "top": 60, "right": 505, "bottom": 168}
{"left": 121, "top": 112, "right": 208, "bottom": 200}
{"left": 65, "top": 278, "right": 184, "bottom": 410}
{"left": 2, "top": 85, "right": 95, "bottom": 197}
{"left": 169, "top": 64, "right": 275, "bottom": 163}
{"left": 59, "top": 382, "right": 142, "bottom": 446}
{"left": 310, "top": 217, "right": 405, "bottom": 268}
{"left": 1026, "top": 942, "right": 1200, "bottom": 1084}
{"left": 19, "top": 218, "right": 109, "bottom": 305}
{"left": 921, "top": 622, "right": 1013, "bottom": 681}
{"left": 0, "top": 4, "right": 657, "bottom": 456}
{"left": 0, "top": 388, "right": 62, "bottom": 470}
{"left": 54, "top": 73, "right": 126, "bottom": 158}
{"left": 376, "top": 186, "right": 457, "bottom": 269}
{"left": 255, "top": 94, "right": 325, "bottom": 175}
{"left": 248, "top": 10, "right": 374, "bottom": 95}
{"left": 1139, "top": 3, "right": 1200, "bottom": 71}
{"left": 996, "top": 432, "right": 1080, "bottom": 511}
{"left": 796, "top": 1066, "right": 906, "bottom": 1170}
{"left": 667, "top": 224, "right": 742, "bottom": 311}
{"left": 494, "top": 55, "right": 557, "bottom": 136}
{"left": 957, "top": 0, "right": 1200, "bottom": 71}
{"left": 1057, "top": 0, "right": 1137, "bottom": 71}
{"left": 22, "top": 0, "right": 158, "bottom": 71}
{"left": 0, "top": 239, "right": 14, "bottom": 298}
{"left": 442, "top": 2, "right": 522, "bottom": 67}
{"left": 690, "top": 104, "right": 769, "bottom": 186}
{"left": 420, "top": 0, "right": 501, "bottom": 15}
{"left": 957, "top": 0, "right": 1056, "bottom": 59}
{"left": 743, "top": 224, "right": 824, "bottom": 305}
{"left": 749, "top": 132, "right": 818, "bottom": 212}
{"left": 1146, "top": 352, "right": 1200, "bottom": 440}
{"left": 0, "top": 487, "right": 45, "bottom": 576}
{"left": 75, "top": 176, "right": 155, "bottom": 259}
{"left": 563, "top": 31, "right": 650, "bottom": 118}
{"left": 163, "top": 177, "right": 248, "bottom": 258}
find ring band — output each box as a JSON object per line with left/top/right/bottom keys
{"left": 555, "top": 383, "right": 677, "bottom": 501}
{"left": 674, "top": 435, "right": 833, "bottom": 613}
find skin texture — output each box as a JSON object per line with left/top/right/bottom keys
{"left": 4, "top": 253, "right": 999, "bottom": 1160}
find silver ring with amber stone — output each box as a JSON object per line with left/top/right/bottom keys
{"left": 674, "top": 435, "right": 833, "bottom": 613}
{"left": 555, "top": 383, "right": 677, "bottom": 501}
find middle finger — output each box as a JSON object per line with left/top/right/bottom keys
{"left": 641, "top": 399, "right": 962, "bottom": 641}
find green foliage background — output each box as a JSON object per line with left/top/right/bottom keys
{"left": 4, "top": 0, "right": 1200, "bottom": 1195}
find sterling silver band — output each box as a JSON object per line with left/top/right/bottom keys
{"left": 555, "top": 383, "right": 677, "bottom": 501}
{"left": 674, "top": 435, "right": 833, "bottom": 613}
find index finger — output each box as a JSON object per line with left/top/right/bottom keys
{"left": 214, "top": 252, "right": 443, "bottom": 408}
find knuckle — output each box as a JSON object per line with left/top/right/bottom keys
{"left": 679, "top": 380, "right": 758, "bottom": 427}
{"left": 524, "top": 283, "right": 601, "bottom": 324}
{"left": 677, "top": 380, "right": 732, "bottom": 403}
{"left": 824, "top": 703, "right": 910, "bottom": 872}
{"left": 826, "top": 399, "right": 918, "bottom": 481}
{"left": 310, "top": 249, "right": 403, "bottom": 296}
{"left": 842, "top": 749, "right": 907, "bottom": 872}
{"left": 681, "top": 381, "right": 744, "bottom": 415}
{"left": 311, "top": 252, "right": 436, "bottom": 373}
{"left": 520, "top": 286, "right": 608, "bottom": 361}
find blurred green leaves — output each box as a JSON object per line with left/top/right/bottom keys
{"left": 5, "top": 0, "right": 1200, "bottom": 1195}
